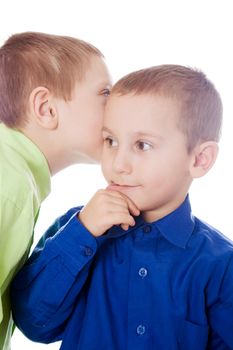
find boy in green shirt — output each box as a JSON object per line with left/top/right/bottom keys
{"left": 0, "top": 31, "right": 112, "bottom": 349}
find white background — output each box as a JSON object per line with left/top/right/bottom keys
{"left": 1, "top": 0, "right": 232, "bottom": 349}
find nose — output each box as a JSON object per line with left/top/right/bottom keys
{"left": 112, "top": 148, "right": 132, "bottom": 174}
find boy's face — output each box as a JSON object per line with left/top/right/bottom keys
{"left": 57, "top": 56, "right": 112, "bottom": 163}
{"left": 102, "top": 94, "right": 194, "bottom": 222}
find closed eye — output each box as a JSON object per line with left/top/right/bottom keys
{"left": 101, "top": 88, "right": 111, "bottom": 97}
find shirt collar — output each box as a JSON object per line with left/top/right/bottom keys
{"left": 0, "top": 123, "right": 51, "bottom": 202}
{"left": 154, "top": 195, "right": 195, "bottom": 248}
{"left": 104, "top": 195, "right": 195, "bottom": 249}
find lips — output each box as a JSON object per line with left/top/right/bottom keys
{"left": 107, "top": 183, "right": 140, "bottom": 191}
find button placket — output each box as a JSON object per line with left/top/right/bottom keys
{"left": 127, "top": 229, "right": 152, "bottom": 344}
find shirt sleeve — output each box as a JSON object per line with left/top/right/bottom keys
{"left": 0, "top": 194, "right": 34, "bottom": 324}
{"left": 208, "top": 254, "right": 233, "bottom": 348}
{"left": 11, "top": 207, "right": 98, "bottom": 343}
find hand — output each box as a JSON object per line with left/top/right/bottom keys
{"left": 78, "top": 189, "right": 140, "bottom": 237}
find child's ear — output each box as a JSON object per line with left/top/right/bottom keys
{"left": 29, "top": 86, "right": 58, "bottom": 130}
{"left": 190, "top": 141, "right": 219, "bottom": 178}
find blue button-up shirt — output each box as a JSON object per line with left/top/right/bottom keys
{"left": 11, "top": 196, "right": 233, "bottom": 349}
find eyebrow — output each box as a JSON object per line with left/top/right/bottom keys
{"left": 134, "top": 131, "right": 163, "bottom": 140}
{"left": 102, "top": 127, "right": 163, "bottom": 140}
{"left": 100, "top": 82, "right": 112, "bottom": 88}
{"left": 102, "top": 127, "right": 112, "bottom": 133}
{"left": 96, "top": 82, "right": 112, "bottom": 91}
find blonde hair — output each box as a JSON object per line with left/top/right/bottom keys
{"left": 112, "top": 65, "right": 223, "bottom": 152}
{"left": 0, "top": 32, "right": 103, "bottom": 127}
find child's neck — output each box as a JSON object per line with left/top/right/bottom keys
{"left": 142, "top": 192, "right": 189, "bottom": 223}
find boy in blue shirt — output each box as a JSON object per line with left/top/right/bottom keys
{"left": 11, "top": 65, "right": 233, "bottom": 349}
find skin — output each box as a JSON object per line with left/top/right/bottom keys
{"left": 79, "top": 93, "right": 218, "bottom": 236}
{"left": 20, "top": 55, "right": 112, "bottom": 174}
{"left": 53, "top": 56, "right": 112, "bottom": 166}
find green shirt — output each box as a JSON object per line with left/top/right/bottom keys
{"left": 0, "top": 123, "right": 51, "bottom": 349}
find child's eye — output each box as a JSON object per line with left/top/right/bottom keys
{"left": 101, "top": 88, "right": 110, "bottom": 97}
{"left": 136, "top": 141, "right": 152, "bottom": 151}
{"left": 104, "top": 136, "right": 118, "bottom": 148}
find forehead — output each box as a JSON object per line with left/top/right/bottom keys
{"left": 71, "top": 56, "right": 112, "bottom": 98}
{"left": 84, "top": 56, "right": 112, "bottom": 86}
{"left": 104, "top": 93, "right": 181, "bottom": 128}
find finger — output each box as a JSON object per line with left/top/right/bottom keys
{"left": 109, "top": 212, "right": 136, "bottom": 228}
{"left": 105, "top": 190, "right": 140, "bottom": 216}
{"left": 121, "top": 224, "right": 129, "bottom": 231}
{"left": 120, "top": 193, "right": 140, "bottom": 216}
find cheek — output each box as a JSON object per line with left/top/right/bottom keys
{"left": 79, "top": 99, "right": 104, "bottom": 128}
{"left": 82, "top": 113, "right": 103, "bottom": 141}
{"left": 93, "top": 97, "right": 106, "bottom": 116}
{"left": 139, "top": 168, "right": 173, "bottom": 195}
{"left": 90, "top": 110, "right": 104, "bottom": 133}
{"left": 101, "top": 155, "right": 111, "bottom": 178}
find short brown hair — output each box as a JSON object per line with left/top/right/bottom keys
{"left": 0, "top": 32, "right": 103, "bottom": 127}
{"left": 111, "top": 65, "right": 223, "bottom": 152}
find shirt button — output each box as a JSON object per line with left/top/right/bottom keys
{"left": 136, "top": 324, "right": 146, "bottom": 335}
{"left": 84, "top": 247, "right": 93, "bottom": 256}
{"left": 143, "top": 225, "right": 151, "bottom": 233}
{"left": 138, "top": 267, "right": 148, "bottom": 278}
